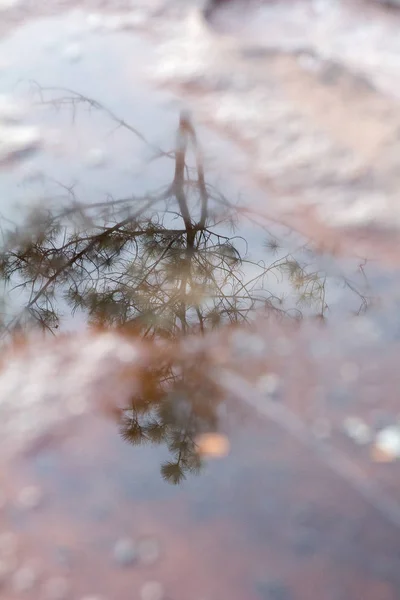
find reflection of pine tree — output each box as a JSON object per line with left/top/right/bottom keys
{"left": 0, "top": 88, "right": 372, "bottom": 483}
{"left": 0, "top": 97, "right": 370, "bottom": 338}
{"left": 119, "top": 357, "right": 220, "bottom": 484}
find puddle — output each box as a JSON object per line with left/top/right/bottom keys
{"left": 1, "top": 6, "right": 400, "bottom": 600}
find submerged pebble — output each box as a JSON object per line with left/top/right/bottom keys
{"left": 342, "top": 416, "right": 372, "bottom": 445}
{"left": 113, "top": 538, "right": 137, "bottom": 567}
{"left": 257, "top": 373, "right": 281, "bottom": 397}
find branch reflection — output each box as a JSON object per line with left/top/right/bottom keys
{"left": 0, "top": 93, "right": 372, "bottom": 483}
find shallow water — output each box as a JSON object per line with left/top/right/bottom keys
{"left": 2, "top": 3, "right": 400, "bottom": 600}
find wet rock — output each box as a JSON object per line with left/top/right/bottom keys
{"left": 113, "top": 538, "right": 137, "bottom": 567}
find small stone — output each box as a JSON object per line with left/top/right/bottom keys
{"left": 373, "top": 426, "right": 400, "bottom": 462}
{"left": 62, "top": 43, "right": 83, "bottom": 63}
{"left": 140, "top": 581, "right": 164, "bottom": 600}
{"left": 113, "top": 538, "right": 137, "bottom": 567}
{"left": 342, "top": 416, "right": 372, "bottom": 445}
{"left": 257, "top": 373, "right": 281, "bottom": 397}
{"left": 17, "top": 485, "right": 43, "bottom": 510}
{"left": 42, "top": 576, "right": 69, "bottom": 600}
{"left": 137, "top": 537, "right": 160, "bottom": 566}
{"left": 12, "top": 566, "right": 37, "bottom": 593}
{"left": 85, "top": 148, "right": 107, "bottom": 169}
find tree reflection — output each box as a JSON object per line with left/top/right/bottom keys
{"left": 119, "top": 352, "right": 224, "bottom": 484}
{"left": 0, "top": 93, "right": 371, "bottom": 483}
